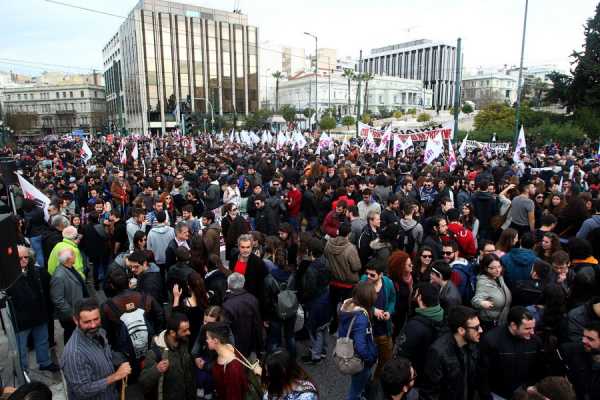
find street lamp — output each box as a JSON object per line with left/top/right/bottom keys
{"left": 197, "top": 98, "right": 215, "bottom": 132}
{"left": 304, "top": 32, "right": 318, "bottom": 128}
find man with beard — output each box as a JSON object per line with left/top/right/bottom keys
{"left": 561, "top": 322, "right": 600, "bottom": 399}
{"left": 139, "top": 313, "right": 196, "bottom": 400}
{"left": 61, "top": 298, "right": 132, "bottom": 400}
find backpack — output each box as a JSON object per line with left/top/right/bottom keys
{"left": 106, "top": 294, "right": 153, "bottom": 363}
{"left": 233, "top": 349, "right": 264, "bottom": 400}
{"left": 398, "top": 224, "right": 416, "bottom": 254}
{"left": 451, "top": 262, "right": 477, "bottom": 305}
{"left": 273, "top": 275, "right": 299, "bottom": 320}
{"left": 333, "top": 310, "right": 371, "bottom": 375}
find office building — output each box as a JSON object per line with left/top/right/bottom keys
{"left": 102, "top": 0, "right": 259, "bottom": 135}
{"left": 360, "top": 39, "right": 458, "bottom": 110}
{"left": 462, "top": 71, "right": 518, "bottom": 108}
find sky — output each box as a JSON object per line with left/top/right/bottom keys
{"left": 0, "top": 0, "right": 598, "bottom": 77}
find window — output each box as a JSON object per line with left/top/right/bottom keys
{"left": 70, "top": 91, "right": 73, "bottom": 98}
{"left": 94, "top": 91, "right": 97, "bottom": 98}
{"left": 56, "top": 92, "right": 60, "bottom": 98}
{"left": 17, "top": 94, "right": 21, "bottom": 100}
{"left": 80, "top": 91, "right": 84, "bottom": 97}
{"left": 379, "top": 95, "right": 383, "bottom": 104}
{"left": 62, "top": 92, "right": 66, "bottom": 98}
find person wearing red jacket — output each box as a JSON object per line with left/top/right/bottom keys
{"left": 447, "top": 208, "right": 477, "bottom": 258}
{"left": 322, "top": 200, "right": 349, "bottom": 238}
{"left": 285, "top": 181, "right": 303, "bottom": 231}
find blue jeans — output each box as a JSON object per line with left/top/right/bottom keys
{"left": 309, "top": 323, "right": 328, "bottom": 360}
{"left": 266, "top": 318, "right": 296, "bottom": 358}
{"left": 16, "top": 323, "right": 51, "bottom": 371}
{"left": 28, "top": 235, "right": 45, "bottom": 268}
{"left": 91, "top": 257, "right": 110, "bottom": 284}
{"left": 347, "top": 366, "right": 372, "bottom": 400}
{"left": 288, "top": 216, "right": 300, "bottom": 232}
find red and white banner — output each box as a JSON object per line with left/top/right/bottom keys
{"left": 359, "top": 121, "right": 454, "bottom": 142}
{"left": 16, "top": 173, "right": 51, "bottom": 220}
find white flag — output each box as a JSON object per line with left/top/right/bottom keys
{"left": 81, "top": 140, "right": 93, "bottom": 163}
{"left": 459, "top": 133, "right": 469, "bottom": 159}
{"left": 392, "top": 134, "right": 412, "bottom": 157}
{"left": 132, "top": 142, "right": 139, "bottom": 160}
{"left": 120, "top": 147, "right": 127, "bottom": 164}
{"left": 190, "top": 138, "right": 197, "bottom": 154}
{"left": 423, "top": 134, "right": 444, "bottom": 165}
{"left": 377, "top": 126, "right": 392, "bottom": 154}
{"left": 513, "top": 126, "right": 526, "bottom": 163}
{"left": 16, "top": 173, "right": 51, "bottom": 220}
{"left": 366, "top": 129, "right": 376, "bottom": 152}
{"left": 448, "top": 138, "right": 457, "bottom": 172}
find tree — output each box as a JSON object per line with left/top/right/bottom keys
{"left": 406, "top": 108, "right": 417, "bottom": 115}
{"left": 319, "top": 115, "right": 336, "bottom": 131}
{"left": 569, "top": 2, "right": 600, "bottom": 114}
{"left": 244, "top": 109, "right": 273, "bottom": 130}
{"left": 393, "top": 110, "right": 403, "bottom": 119}
{"left": 362, "top": 73, "right": 374, "bottom": 115}
{"left": 341, "top": 115, "right": 355, "bottom": 128}
{"left": 361, "top": 113, "right": 372, "bottom": 124}
{"left": 544, "top": 71, "right": 572, "bottom": 106}
{"left": 342, "top": 68, "right": 354, "bottom": 114}
{"left": 473, "top": 102, "right": 515, "bottom": 135}
{"left": 272, "top": 71, "right": 284, "bottom": 112}
{"left": 461, "top": 103, "right": 474, "bottom": 114}
{"left": 530, "top": 77, "right": 549, "bottom": 107}
{"left": 303, "top": 107, "right": 315, "bottom": 119}
{"left": 417, "top": 113, "right": 431, "bottom": 122}
{"left": 280, "top": 105, "right": 296, "bottom": 123}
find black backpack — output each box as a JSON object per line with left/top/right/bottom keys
{"left": 398, "top": 225, "right": 416, "bottom": 254}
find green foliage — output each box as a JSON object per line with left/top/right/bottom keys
{"left": 303, "top": 107, "right": 315, "bottom": 118}
{"left": 544, "top": 72, "right": 572, "bottom": 106}
{"left": 319, "top": 115, "right": 336, "bottom": 131}
{"left": 461, "top": 103, "right": 474, "bottom": 114}
{"left": 361, "top": 113, "right": 372, "bottom": 124}
{"left": 406, "top": 108, "right": 417, "bottom": 115}
{"left": 529, "top": 120, "right": 586, "bottom": 144}
{"left": 569, "top": 3, "right": 600, "bottom": 112}
{"left": 393, "top": 111, "right": 403, "bottom": 119}
{"left": 244, "top": 109, "right": 273, "bottom": 130}
{"left": 575, "top": 107, "right": 600, "bottom": 140}
{"left": 378, "top": 106, "right": 392, "bottom": 119}
{"left": 474, "top": 103, "right": 515, "bottom": 135}
{"left": 341, "top": 115, "right": 356, "bottom": 127}
{"left": 280, "top": 105, "right": 297, "bottom": 123}
{"left": 417, "top": 112, "right": 431, "bottom": 122}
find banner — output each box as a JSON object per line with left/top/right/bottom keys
{"left": 423, "top": 134, "right": 444, "bottom": 165}
{"left": 80, "top": 141, "right": 93, "bottom": 163}
{"left": 464, "top": 140, "right": 510, "bottom": 153}
{"left": 16, "top": 173, "right": 51, "bottom": 220}
{"left": 359, "top": 122, "right": 454, "bottom": 142}
{"left": 513, "top": 125, "right": 527, "bottom": 163}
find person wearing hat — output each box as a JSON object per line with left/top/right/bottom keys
{"left": 359, "top": 257, "right": 396, "bottom": 380}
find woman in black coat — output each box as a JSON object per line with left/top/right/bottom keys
{"left": 80, "top": 211, "right": 112, "bottom": 289}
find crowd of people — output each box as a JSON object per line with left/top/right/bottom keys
{"left": 2, "top": 130, "right": 600, "bottom": 400}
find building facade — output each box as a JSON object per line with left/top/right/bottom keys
{"left": 462, "top": 72, "right": 518, "bottom": 108}
{"left": 2, "top": 84, "right": 106, "bottom": 135}
{"left": 359, "top": 39, "right": 458, "bottom": 110}
{"left": 278, "top": 72, "right": 432, "bottom": 117}
{"left": 102, "top": 0, "right": 259, "bottom": 135}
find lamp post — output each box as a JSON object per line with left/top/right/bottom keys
{"left": 304, "top": 32, "right": 318, "bottom": 127}
{"left": 197, "top": 98, "right": 215, "bottom": 132}
{"left": 514, "top": 0, "right": 529, "bottom": 145}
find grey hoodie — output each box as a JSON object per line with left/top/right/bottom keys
{"left": 400, "top": 218, "right": 424, "bottom": 247}
{"left": 147, "top": 224, "right": 175, "bottom": 265}
{"left": 126, "top": 217, "right": 146, "bottom": 250}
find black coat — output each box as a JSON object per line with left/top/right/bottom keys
{"left": 205, "top": 270, "right": 228, "bottom": 306}
{"left": 221, "top": 215, "right": 249, "bottom": 262}
{"left": 479, "top": 325, "right": 544, "bottom": 399}
{"left": 165, "top": 239, "right": 190, "bottom": 269}
{"left": 567, "top": 299, "right": 600, "bottom": 343}
{"left": 254, "top": 206, "right": 278, "bottom": 236}
{"left": 7, "top": 263, "right": 48, "bottom": 331}
{"left": 137, "top": 268, "right": 166, "bottom": 305}
{"left": 230, "top": 253, "right": 268, "bottom": 316}
{"left": 560, "top": 342, "right": 600, "bottom": 400}
{"left": 80, "top": 222, "right": 111, "bottom": 260}
{"left": 222, "top": 289, "right": 263, "bottom": 357}
{"left": 42, "top": 227, "right": 62, "bottom": 266}
{"left": 420, "top": 333, "right": 481, "bottom": 400}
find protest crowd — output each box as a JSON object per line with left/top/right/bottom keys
{"left": 2, "top": 125, "right": 600, "bottom": 400}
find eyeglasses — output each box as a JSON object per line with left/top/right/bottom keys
{"left": 421, "top": 254, "right": 433, "bottom": 259}
{"left": 19, "top": 256, "right": 29, "bottom": 260}
{"left": 465, "top": 324, "right": 482, "bottom": 331}
{"left": 442, "top": 251, "right": 454, "bottom": 256}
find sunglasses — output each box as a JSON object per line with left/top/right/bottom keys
{"left": 421, "top": 254, "right": 433, "bottom": 259}
{"left": 442, "top": 251, "right": 454, "bottom": 256}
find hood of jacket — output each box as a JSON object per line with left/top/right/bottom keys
{"left": 370, "top": 238, "right": 391, "bottom": 251}
{"left": 150, "top": 225, "right": 172, "bottom": 235}
{"left": 326, "top": 236, "right": 352, "bottom": 255}
{"left": 505, "top": 248, "right": 538, "bottom": 268}
{"left": 207, "top": 222, "right": 221, "bottom": 232}
{"left": 399, "top": 218, "right": 418, "bottom": 231}
{"left": 126, "top": 217, "right": 140, "bottom": 227}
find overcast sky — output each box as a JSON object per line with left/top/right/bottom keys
{"left": 1, "top": 0, "right": 597, "bottom": 76}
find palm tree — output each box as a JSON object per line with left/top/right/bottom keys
{"left": 272, "top": 71, "right": 284, "bottom": 112}
{"left": 342, "top": 68, "right": 354, "bottom": 115}
{"left": 362, "top": 73, "right": 373, "bottom": 115}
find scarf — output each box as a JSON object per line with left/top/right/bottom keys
{"left": 415, "top": 305, "right": 445, "bottom": 322}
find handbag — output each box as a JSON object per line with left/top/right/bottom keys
{"left": 333, "top": 308, "right": 371, "bottom": 375}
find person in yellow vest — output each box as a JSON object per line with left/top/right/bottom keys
{"left": 47, "top": 226, "right": 85, "bottom": 277}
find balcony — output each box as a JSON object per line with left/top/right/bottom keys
{"left": 56, "top": 109, "right": 75, "bottom": 115}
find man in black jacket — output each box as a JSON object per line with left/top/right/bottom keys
{"left": 229, "top": 234, "right": 268, "bottom": 316}
{"left": 126, "top": 250, "right": 165, "bottom": 305}
{"left": 479, "top": 306, "right": 543, "bottom": 399}
{"left": 421, "top": 305, "right": 482, "bottom": 400}
{"left": 358, "top": 210, "right": 380, "bottom": 266}
{"left": 471, "top": 180, "right": 498, "bottom": 240}
{"left": 560, "top": 321, "right": 600, "bottom": 400}
{"left": 165, "top": 222, "right": 191, "bottom": 269}
{"left": 254, "top": 194, "right": 278, "bottom": 236}
{"left": 395, "top": 282, "right": 447, "bottom": 386}
{"left": 222, "top": 273, "right": 263, "bottom": 357}
{"left": 9, "top": 246, "right": 59, "bottom": 373}
{"left": 567, "top": 297, "right": 600, "bottom": 343}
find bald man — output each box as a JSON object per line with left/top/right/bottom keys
{"left": 47, "top": 226, "right": 85, "bottom": 277}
